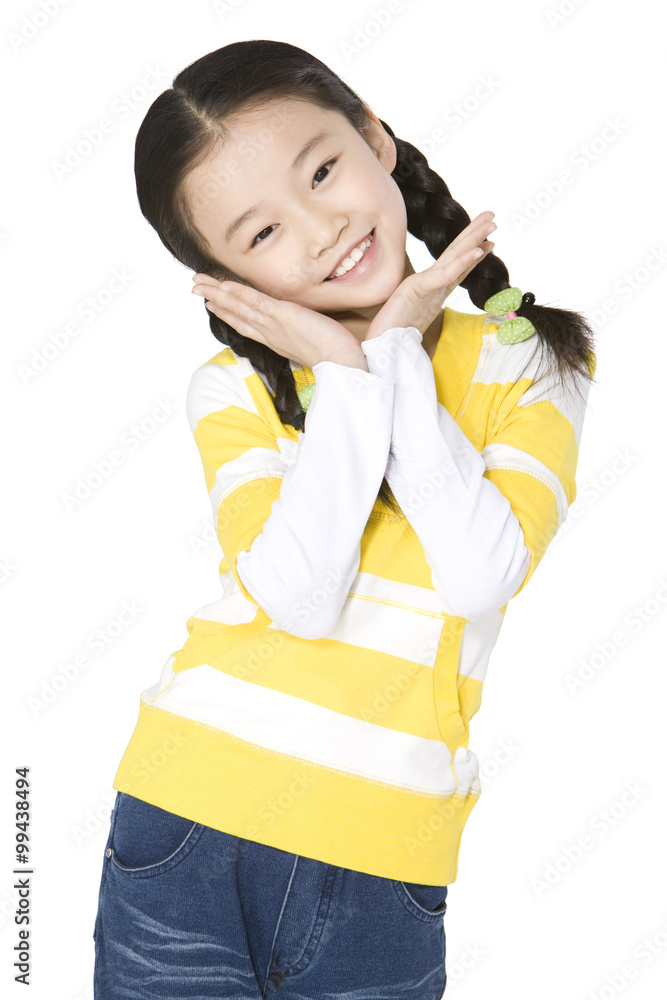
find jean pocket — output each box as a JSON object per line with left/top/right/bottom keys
{"left": 109, "top": 792, "right": 206, "bottom": 878}
{"left": 392, "top": 880, "right": 448, "bottom": 922}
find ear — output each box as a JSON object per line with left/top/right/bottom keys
{"left": 360, "top": 108, "right": 397, "bottom": 173}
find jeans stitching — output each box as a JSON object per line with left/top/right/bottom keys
{"left": 391, "top": 879, "right": 448, "bottom": 923}
{"left": 263, "top": 854, "right": 300, "bottom": 994}
{"left": 109, "top": 820, "right": 207, "bottom": 878}
{"left": 280, "top": 864, "right": 339, "bottom": 976}
{"left": 93, "top": 794, "right": 120, "bottom": 945}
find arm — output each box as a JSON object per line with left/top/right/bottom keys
{"left": 187, "top": 357, "right": 395, "bottom": 639}
{"left": 361, "top": 325, "right": 593, "bottom": 618}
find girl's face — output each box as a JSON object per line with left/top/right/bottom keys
{"left": 181, "top": 97, "right": 408, "bottom": 315}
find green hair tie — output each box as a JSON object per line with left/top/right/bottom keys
{"left": 484, "top": 287, "right": 537, "bottom": 344}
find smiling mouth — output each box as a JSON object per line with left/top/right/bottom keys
{"left": 323, "top": 229, "right": 375, "bottom": 280}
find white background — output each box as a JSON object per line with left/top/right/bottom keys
{"left": 3, "top": 0, "right": 666, "bottom": 997}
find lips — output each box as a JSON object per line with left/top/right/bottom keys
{"left": 324, "top": 229, "right": 375, "bottom": 281}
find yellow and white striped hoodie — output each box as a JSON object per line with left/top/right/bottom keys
{"left": 113, "top": 307, "right": 595, "bottom": 886}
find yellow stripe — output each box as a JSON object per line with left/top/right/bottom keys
{"left": 483, "top": 467, "right": 560, "bottom": 596}
{"left": 113, "top": 702, "right": 480, "bottom": 885}
{"left": 463, "top": 381, "right": 578, "bottom": 495}
{"left": 215, "top": 477, "right": 282, "bottom": 607}
{"left": 433, "top": 308, "right": 485, "bottom": 417}
{"left": 432, "top": 615, "right": 468, "bottom": 755}
{"left": 194, "top": 404, "right": 283, "bottom": 495}
{"left": 209, "top": 348, "right": 237, "bottom": 366}
{"left": 173, "top": 632, "right": 445, "bottom": 739}
{"left": 458, "top": 674, "right": 484, "bottom": 728}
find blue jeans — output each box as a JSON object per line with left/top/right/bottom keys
{"left": 93, "top": 792, "right": 449, "bottom": 998}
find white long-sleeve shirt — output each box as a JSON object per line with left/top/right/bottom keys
{"left": 236, "top": 359, "right": 395, "bottom": 638}
{"left": 362, "top": 325, "right": 532, "bottom": 618}
{"left": 236, "top": 324, "right": 538, "bottom": 632}
{"left": 192, "top": 315, "right": 593, "bottom": 639}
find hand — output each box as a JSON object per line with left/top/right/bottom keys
{"left": 364, "top": 211, "right": 496, "bottom": 341}
{"left": 191, "top": 277, "right": 366, "bottom": 370}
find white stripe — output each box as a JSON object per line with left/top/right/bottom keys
{"left": 207, "top": 435, "right": 300, "bottom": 519}
{"left": 190, "top": 567, "right": 502, "bottom": 680}
{"left": 323, "top": 592, "right": 445, "bottom": 667}
{"left": 190, "top": 572, "right": 258, "bottom": 625}
{"left": 186, "top": 357, "right": 260, "bottom": 432}
{"left": 142, "top": 654, "right": 178, "bottom": 703}
{"left": 187, "top": 356, "right": 303, "bottom": 520}
{"left": 479, "top": 324, "right": 592, "bottom": 449}
{"left": 478, "top": 324, "right": 543, "bottom": 387}
{"left": 266, "top": 569, "right": 449, "bottom": 665}
{"left": 458, "top": 609, "right": 505, "bottom": 683}
{"left": 518, "top": 369, "right": 590, "bottom": 451}
{"left": 144, "top": 663, "right": 480, "bottom": 796}
{"left": 209, "top": 446, "right": 286, "bottom": 517}
{"left": 482, "top": 441, "right": 569, "bottom": 526}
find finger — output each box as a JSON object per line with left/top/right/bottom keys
{"left": 454, "top": 218, "right": 496, "bottom": 256}
{"left": 200, "top": 298, "right": 269, "bottom": 346}
{"left": 192, "top": 282, "right": 221, "bottom": 296}
{"left": 198, "top": 289, "right": 267, "bottom": 344}
{"left": 430, "top": 226, "right": 494, "bottom": 282}
{"left": 456, "top": 242, "right": 495, "bottom": 283}
{"left": 445, "top": 214, "right": 496, "bottom": 256}
{"left": 214, "top": 282, "right": 278, "bottom": 323}
{"left": 440, "top": 240, "right": 493, "bottom": 278}
{"left": 192, "top": 280, "right": 256, "bottom": 307}
{"left": 192, "top": 273, "right": 221, "bottom": 285}
{"left": 419, "top": 242, "right": 494, "bottom": 292}
{"left": 198, "top": 282, "right": 279, "bottom": 340}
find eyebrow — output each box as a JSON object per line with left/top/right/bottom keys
{"left": 224, "top": 130, "right": 334, "bottom": 245}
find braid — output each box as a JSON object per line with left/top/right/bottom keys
{"left": 206, "top": 312, "right": 401, "bottom": 517}
{"left": 207, "top": 317, "right": 305, "bottom": 433}
{"left": 380, "top": 119, "right": 597, "bottom": 405}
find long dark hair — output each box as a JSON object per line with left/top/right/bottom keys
{"left": 134, "top": 39, "right": 597, "bottom": 518}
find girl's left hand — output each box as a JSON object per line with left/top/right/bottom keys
{"left": 364, "top": 211, "right": 496, "bottom": 342}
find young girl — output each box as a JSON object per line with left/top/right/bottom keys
{"left": 93, "top": 39, "right": 597, "bottom": 998}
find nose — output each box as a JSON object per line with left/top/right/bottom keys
{"left": 308, "top": 214, "right": 349, "bottom": 262}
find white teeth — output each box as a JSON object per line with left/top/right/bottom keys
{"left": 329, "top": 231, "right": 373, "bottom": 279}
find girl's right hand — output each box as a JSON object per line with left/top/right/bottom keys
{"left": 363, "top": 211, "right": 496, "bottom": 342}
{"left": 191, "top": 276, "right": 365, "bottom": 370}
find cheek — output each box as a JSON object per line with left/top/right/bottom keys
{"left": 362, "top": 167, "right": 404, "bottom": 217}
{"left": 256, "top": 256, "right": 315, "bottom": 301}
{"left": 364, "top": 173, "right": 408, "bottom": 256}
{"left": 384, "top": 178, "right": 408, "bottom": 231}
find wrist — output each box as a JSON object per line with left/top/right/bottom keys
{"left": 318, "top": 346, "right": 369, "bottom": 372}
{"left": 363, "top": 325, "right": 423, "bottom": 350}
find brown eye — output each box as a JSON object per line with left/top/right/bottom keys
{"left": 313, "top": 159, "right": 336, "bottom": 187}
{"left": 250, "top": 224, "right": 277, "bottom": 248}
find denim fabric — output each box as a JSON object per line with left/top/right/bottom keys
{"left": 93, "top": 792, "right": 448, "bottom": 998}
